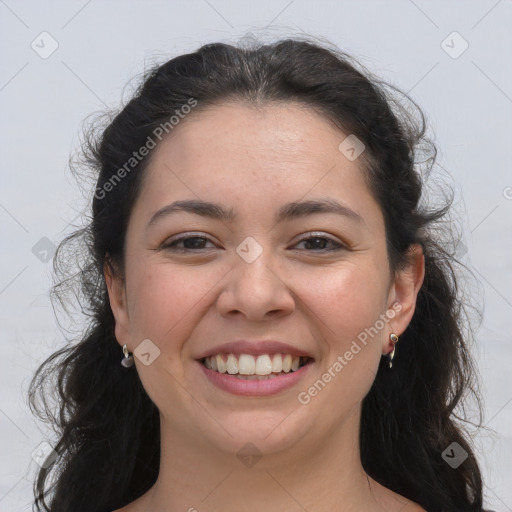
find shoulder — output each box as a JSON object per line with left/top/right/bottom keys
{"left": 387, "top": 499, "right": 425, "bottom": 511}
{"left": 369, "top": 477, "right": 426, "bottom": 511}
{"left": 392, "top": 500, "right": 425, "bottom": 511}
{"left": 404, "top": 504, "right": 427, "bottom": 511}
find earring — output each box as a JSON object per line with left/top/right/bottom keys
{"left": 121, "top": 344, "right": 134, "bottom": 367}
{"left": 388, "top": 333, "right": 399, "bottom": 368}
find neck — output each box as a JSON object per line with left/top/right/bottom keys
{"left": 142, "top": 403, "right": 385, "bottom": 512}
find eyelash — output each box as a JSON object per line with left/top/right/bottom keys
{"left": 161, "top": 233, "right": 347, "bottom": 253}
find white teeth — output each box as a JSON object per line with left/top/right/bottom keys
{"left": 238, "top": 354, "right": 256, "bottom": 375}
{"left": 282, "top": 354, "right": 292, "bottom": 372}
{"left": 216, "top": 354, "right": 226, "bottom": 373}
{"left": 255, "top": 354, "right": 273, "bottom": 375}
{"left": 203, "top": 353, "right": 305, "bottom": 376}
{"left": 272, "top": 353, "right": 283, "bottom": 373}
{"left": 226, "top": 354, "right": 238, "bottom": 374}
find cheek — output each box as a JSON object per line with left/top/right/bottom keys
{"left": 297, "top": 263, "right": 388, "bottom": 400}
{"left": 305, "top": 263, "right": 388, "bottom": 338}
{"left": 125, "top": 263, "right": 222, "bottom": 404}
{"left": 127, "top": 262, "right": 222, "bottom": 346}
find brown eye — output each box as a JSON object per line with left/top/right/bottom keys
{"left": 162, "top": 234, "right": 217, "bottom": 252}
{"left": 293, "top": 234, "right": 346, "bottom": 252}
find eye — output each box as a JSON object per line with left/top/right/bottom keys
{"left": 160, "top": 232, "right": 347, "bottom": 253}
{"left": 292, "top": 233, "right": 346, "bottom": 252}
{"left": 161, "top": 233, "right": 217, "bottom": 252}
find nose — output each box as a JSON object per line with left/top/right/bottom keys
{"left": 216, "top": 249, "right": 295, "bottom": 321}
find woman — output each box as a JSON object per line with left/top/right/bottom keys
{"left": 29, "top": 37, "right": 490, "bottom": 511}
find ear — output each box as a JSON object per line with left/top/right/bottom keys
{"left": 384, "top": 244, "right": 425, "bottom": 352}
{"left": 104, "top": 256, "right": 132, "bottom": 349}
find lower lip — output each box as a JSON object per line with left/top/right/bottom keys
{"left": 197, "top": 360, "right": 313, "bottom": 397}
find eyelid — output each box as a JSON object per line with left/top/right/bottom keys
{"left": 160, "top": 231, "right": 348, "bottom": 252}
{"left": 291, "top": 232, "right": 347, "bottom": 250}
{"left": 163, "top": 231, "right": 342, "bottom": 242}
{"left": 164, "top": 231, "right": 214, "bottom": 243}
{"left": 160, "top": 232, "right": 218, "bottom": 249}
{"left": 295, "top": 231, "right": 342, "bottom": 242}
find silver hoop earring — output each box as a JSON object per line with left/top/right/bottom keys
{"left": 121, "top": 344, "right": 134, "bottom": 368}
{"left": 388, "top": 333, "right": 399, "bottom": 368}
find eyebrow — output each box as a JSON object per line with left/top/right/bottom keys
{"left": 146, "top": 198, "right": 364, "bottom": 230}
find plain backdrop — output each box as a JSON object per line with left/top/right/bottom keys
{"left": 1, "top": 1, "right": 511, "bottom": 510}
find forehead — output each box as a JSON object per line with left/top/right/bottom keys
{"left": 132, "top": 101, "right": 382, "bottom": 229}
{"left": 149, "top": 101, "right": 352, "bottom": 173}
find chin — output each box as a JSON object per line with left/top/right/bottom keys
{"left": 203, "top": 409, "right": 312, "bottom": 459}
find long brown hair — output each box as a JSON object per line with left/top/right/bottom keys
{"left": 29, "top": 37, "right": 486, "bottom": 511}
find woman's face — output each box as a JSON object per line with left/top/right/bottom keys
{"left": 106, "top": 102, "right": 422, "bottom": 458}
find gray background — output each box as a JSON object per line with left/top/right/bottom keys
{"left": 1, "top": 1, "right": 511, "bottom": 510}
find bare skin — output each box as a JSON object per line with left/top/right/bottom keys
{"left": 106, "top": 102, "right": 425, "bottom": 512}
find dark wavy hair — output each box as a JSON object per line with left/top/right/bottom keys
{"left": 28, "top": 37, "right": 488, "bottom": 512}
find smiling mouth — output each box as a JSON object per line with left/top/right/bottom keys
{"left": 199, "top": 353, "right": 313, "bottom": 380}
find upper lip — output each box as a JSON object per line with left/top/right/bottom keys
{"left": 195, "top": 340, "right": 314, "bottom": 360}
